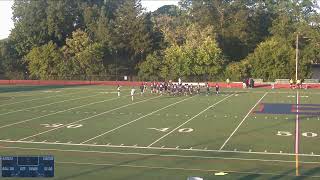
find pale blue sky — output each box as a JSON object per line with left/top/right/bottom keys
{"left": 0, "top": 0, "right": 179, "bottom": 40}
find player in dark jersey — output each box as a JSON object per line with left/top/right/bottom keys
{"left": 140, "top": 83, "right": 144, "bottom": 96}
{"left": 215, "top": 83, "right": 220, "bottom": 95}
{"left": 206, "top": 82, "right": 210, "bottom": 96}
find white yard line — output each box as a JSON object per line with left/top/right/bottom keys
{"left": 0, "top": 93, "right": 102, "bottom": 116}
{"left": 295, "top": 91, "right": 300, "bottom": 155}
{"left": 219, "top": 92, "right": 268, "bottom": 150}
{"left": 18, "top": 96, "right": 162, "bottom": 141}
{"left": 1, "top": 140, "right": 320, "bottom": 157}
{"left": 147, "top": 94, "right": 235, "bottom": 147}
{"left": 0, "top": 91, "right": 82, "bottom": 107}
{"left": 0, "top": 95, "right": 130, "bottom": 129}
{"left": 81, "top": 96, "right": 194, "bottom": 144}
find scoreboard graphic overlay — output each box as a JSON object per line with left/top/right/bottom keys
{"left": 1, "top": 155, "right": 54, "bottom": 177}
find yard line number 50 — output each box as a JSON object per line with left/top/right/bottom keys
{"left": 277, "top": 131, "right": 318, "bottom": 138}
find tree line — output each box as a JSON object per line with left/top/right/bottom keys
{"left": 0, "top": 0, "right": 319, "bottom": 81}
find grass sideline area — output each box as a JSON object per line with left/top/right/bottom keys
{"left": 0, "top": 85, "right": 320, "bottom": 179}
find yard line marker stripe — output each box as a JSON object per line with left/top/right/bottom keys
{"left": 295, "top": 90, "right": 300, "bottom": 176}
{"left": 18, "top": 95, "right": 161, "bottom": 141}
{"left": 147, "top": 94, "right": 235, "bottom": 147}
{"left": 0, "top": 95, "right": 131, "bottom": 129}
{"left": 3, "top": 146, "right": 320, "bottom": 166}
{"left": 0, "top": 91, "right": 82, "bottom": 107}
{"left": 2, "top": 139, "right": 320, "bottom": 157}
{"left": 80, "top": 96, "right": 194, "bottom": 144}
{"left": 0, "top": 93, "right": 101, "bottom": 116}
{"left": 219, "top": 92, "right": 268, "bottom": 150}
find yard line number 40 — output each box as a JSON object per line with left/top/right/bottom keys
{"left": 148, "top": 127, "right": 194, "bottom": 133}
{"left": 277, "top": 131, "right": 318, "bottom": 138}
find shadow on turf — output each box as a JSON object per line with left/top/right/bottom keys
{"left": 292, "top": 167, "right": 320, "bottom": 180}
{"left": 54, "top": 150, "right": 178, "bottom": 180}
{"left": 0, "top": 85, "right": 92, "bottom": 93}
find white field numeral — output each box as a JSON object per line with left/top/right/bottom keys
{"left": 148, "top": 127, "right": 194, "bottom": 133}
{"left": 41, "top": 123, "right": 83, "bottom": 129}
{"left": 302, "top": 132, "right": 318, "bottom": 138}
{"left": 277, "top": 131, "right": 318, "bottom": 138}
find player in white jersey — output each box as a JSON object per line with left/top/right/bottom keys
{"left": 131, "top": 87, "right": 135, "bottom": 101}
{"left": 117, "top": 85, "right": 120, "bottom": 97}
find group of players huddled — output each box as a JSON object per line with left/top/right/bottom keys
{"left": 147, "top": 81, "right": 217, "bottom": 96}
{"left": 117, "top": 79, "right": 220, "bottom": 101}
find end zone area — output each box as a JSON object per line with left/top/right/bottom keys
{"left": 0, "top": 85, "right": 319, "bottom": 179}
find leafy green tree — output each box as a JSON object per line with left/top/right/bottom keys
{"left": 61, "top": 29, "right": 105, "bottom": 79}
{"left": 153, "top": 24, "right": 225, "bottom": 81}
{"left": 25, "top": 41, "right": 62, "bottom": 80}
{"left": 138, "top": 51, "right": 163, "bottom": 81}
{"left": 111, "top": 0, "right": 152, "bottom": 75}
{"left": 225, "top": 60, "right": 251, "bottom": 81}
{"left": 0, "top": 39, "right": 25, "bottom": 79}
{"left": 11, "top": 0, "right": 49, "bottom": 56}
{"left": 46, "top": 0, "right": 82, "bottom": 44}
{"left": 247, "top": 37, "right": 297, "bottom": 81}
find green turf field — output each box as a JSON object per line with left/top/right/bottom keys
{"left": 0, "top": 85, "right": 320, "bottom": 180}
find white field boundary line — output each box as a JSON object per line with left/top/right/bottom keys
{"left": 2, "top": 147, "right": 320, "bottom": 178}
{"left": 18, "top": 95, "right": 162, "bottom": 141}
{"left": 0, "top": 93, "right": 102, "bottom": 116}
{"left": 0, "top": 91, "right": 86, "bottom": 107}
{"left": 219, "top": 92, "right": 268, "bottom": 150}
{"left": 1, "top": 140, "right": 320, "bottom": 157}
{"left": 2, "top": 146, "right": 320, "bottom": 165}
{"left": 81, "top": 96, "right": 194, "bottom": 144}
{"left": 147, "top": 94, "right": 235, "bottom": 147}
{"left": 0, "top": 95, "right": 131, "bottom": 129}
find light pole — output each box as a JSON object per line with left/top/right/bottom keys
{"left": 295, "top": 33, "right": 299, "bottom": 81}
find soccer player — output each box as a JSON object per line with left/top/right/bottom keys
{"left": 296, "top": 79, "right": 301, "bottom": 89}
{"left": 206, "top": 82, "right": 210, "bottom": 96}
{"left": 215, "top": 83, "right": 220, "bottom": 95}
{"left": 131, "top": 87, "right": 135, "bottom": 101}
{"left": 140, "top": 83, "right": 144, "bottom": 96}
{"left": 226, "top": 78, "right": 230, "bottom": 88}
{"left": 117, "top": 85, "right": 120, "bottom": 97}
{"left": 197, "top": 82, "right": 201, "bottom": 94}
{"left": 289, "top": 79, "right": 294, "bottom": 89}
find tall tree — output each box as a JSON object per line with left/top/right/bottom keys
{"left": 111, "top": 0, "right": 152, "bottom": 75}
{"left": 25, "top": 41, "right": 62, "bottom": 80}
